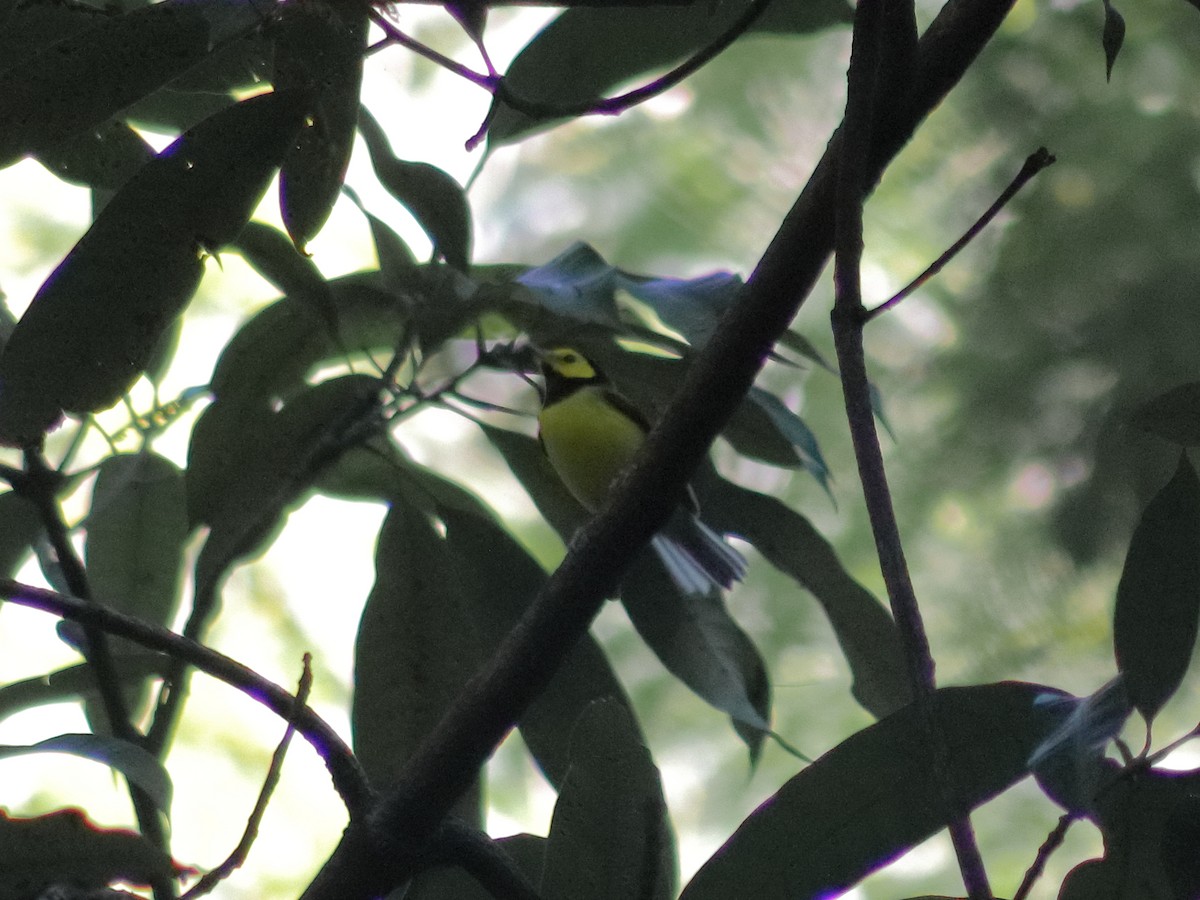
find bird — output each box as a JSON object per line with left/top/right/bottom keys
{"left": 535, "top": 346, "right": 747, "bottom": 596}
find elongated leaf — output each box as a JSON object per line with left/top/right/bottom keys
{"left": 680, "top": 683, "right": 1069, "bottom": 900}
{"left": 0, "top": 0, "right": 262, "bottom": 166}
{"left": 0, "top": 656, "right": 168, "bottom": 725}
{"left": 541, "top": 700, "right": 675, "bottom": 900}
{"left": 744, "top": 387, "right": 831, "bottom": 490}
{"left": 275, "top": 0, "right": 367, "bottom": 250}
{"left": 190, "top": 375, "right": 383, "bottom": 591}
{"left": 488, "top": 0, "right": 852, "bottom": 146}
{"left": 1113, "top": 453, "right": 1200, "bottom": 722}
{"left": 622, "top": 553, "right": 771, "bottom": 761}
{"left": 1102, "top": 0, "right": 1125, "bottom": 81}
{"left": 343, "top": 185, "right": 419, "bottom": 281}
{"left": 0, "top": 90, "right": 309, "bottom": 445}
{"left": 701, "top": 473, "right": 911, "bottom": 717}
{"left": 37, "top": 119, "right": 155, "bottom": 193}
{"left": 352, "top": 502, "right": 482, "bottom": 821}
{"left": 359, "top": 106, "right": 473, "bottom": 271}
{"left": 0, "top": 733, "right": 171, "bottom": 810}
{"left": 84, "top": 452, "right": 187, "bottom": 730}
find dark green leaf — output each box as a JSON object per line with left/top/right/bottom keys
{"left": 0, "top": 489, "right": 42, "bottom": 580}
{"left": 1059, "top": 768, "right": 1200, "bottom": 900}
{"left": 1131, "top": 382, "right": 1200, "bottom": 445}
{"left": 36, "top": 119, "right": 154, "bottom": 193}
{"left": 0, "top": 657, "right": 168, "bottom": 725}
{"left": 0, "top": 90, "right": 309, "bottom": 445}
{"left": 620, "top": 269, "right": 742, "bottom": 348}
{"left": 745, "top": 387, "right": 832, "bottom": 489}
{"left": 701, "top": 473, "right": 912, "bottom": 718}
{"left": 488, "top": 0, "right": 852, "bottom": 146}
{"left": 541, "top": 699, "right": 675, "bottom": 900}
{"left": 0, "top": 733, "right": 172, "bottom": 810}
{"left": 352, "top": 502, "right": 482, "bottom": 823}
{"left": 343, "top": 185, "right": 419, "bottom": 281}
{"left": 0, "top": 0, "right": 262, "bottom": 166}
{"left": 622, "top": 553, "right": 771, "bottom": 760}
{"left": 275, "top": 1, "right": 367, "bottom": 250}
{"left": 515, "top": 243, "right": 630, "bottom": 331}
{"left": 680, "top": 683, "right": 1069, "bottom": 900}
{"left": 189, "top": 374, "right": 383, "bottom": 600}
{"left": 359, "top": 105, "right": 473, "bottom": 271}
{"left": 1102, "top": 0, "right": 1125, "bottom": 82}
{"left": 232, "top": 221, "right": 329, "bottom": 299}
{"left": 1113, "top": 453, "right": 1200, "bottom": 722}
{"left": 83, "top": 452, "right": 187, "bottom": 730}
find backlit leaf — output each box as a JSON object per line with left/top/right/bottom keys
{"left": 1113, "top": 453, "right": 1200, "bottom": 723}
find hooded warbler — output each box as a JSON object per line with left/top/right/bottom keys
{"left": 536, "top": 346, "right": 746, "bottom": 595}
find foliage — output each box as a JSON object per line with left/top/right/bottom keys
{"left": 0, "top": 0, "right": 1198, "bottom": 898}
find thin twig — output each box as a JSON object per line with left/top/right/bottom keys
{"left": 180, "top": 656, "right": 316, "bottom": 899}
{"left": 1013, "top": 814, "right": 1077, "bottom": 900}
{"left": 0, "top": 579, "right": 375, "bottom": 820}
{"left": 830, "top": 0, "right": 991, "bottom": 896}
{"left": 368, "top": 9, "right": 494, "bottom": 89}
{"left": 865, "top": 147, "right": 1056, "bottom": 320}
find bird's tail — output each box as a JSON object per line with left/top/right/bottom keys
{"left": 651, "top": 513, "right": 747, "bottom": 596}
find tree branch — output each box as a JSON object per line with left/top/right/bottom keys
{"left": 300, "top": 1, "right": 1020, "bottom": 896}
{"left": 0, "top": 580, "right": 375, "bottom": 820}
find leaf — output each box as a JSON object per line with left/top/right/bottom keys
{"left": 352, "top": 502, "right": 482, "bottom": 823}
{"left": 35, "top": 118, "right": 155, "bottom": 193}
{"left": 679, "top": 683, "right": 1070, "bottom": 900}
{"left": 274, "top": 0, "right": 368, "bottom": 250}
{"left": 0, "top": 656, "right": 168, "bottom": 726}
{"left": 1059, "top": 768, "right": 1200, "bottom": 900}
{"left": 487, "top": 0, "right": 852, "bottom": 146}
{"left": 232, "top": 221, "right": 330, "bottom": 299}
{"left": 1102, "top": 0, "right": 1125, "bottom": 82}
{"left": 1131, "top": 382, "right": 1200, "bottom": 445}
{"left": 1113, "top": 453, "right": 1200, "bottom": 723}
{"left": 0, "top": 807, "right": 187, "bottom": 895}
{"left": 359, "top": 105, "right": 473, "bottom": 271}
{"left": 541, "top": 700, "right": 675, "bottom": 900}
{"left": 620, "top": 269, "right": 742, "bottom": 348}
{"left": 744, "top": 387, "right": 832, "bottom": 490}
{"left": 189, "top": 374, "right": 384, "bottom": 598}
{"left": 515, "top": 242, "right": 636, "bottom": 331}
{"left": 0, "top": 489, "right": 43, "bottom": 580}
{"left": 622, "top": 552, "right": 771, "bottom": 761}
{"left": 701, "top": 473, "right": 912, "bottom": 718}
{"left": 0, "top": 0, "right": 263, "bottom": 167}
{"left": 343, "top": 185, "right": 419, "bottom": 281}
{"left": 0, "top": 733, "right": 171, "bottom": 810}
{"left": 0, "top": 89, "right": 310, "bottom": 445}
{"left": 83, "top": 452, "right": 187, "bottom": 730}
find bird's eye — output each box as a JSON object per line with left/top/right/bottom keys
{"left": 562, "top": 353, "right": 577, "bottom": 364}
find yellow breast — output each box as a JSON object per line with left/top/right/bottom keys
{"left": 539, "top": 385, "right": 647, "bottom": 512}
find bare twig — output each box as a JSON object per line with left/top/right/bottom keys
{"left": 866, "top": 147, "right": 1056, "bottom": 320}
{"left": 831, "top": 0, "right": 993, "bottom": 894}
{"left": 181, "top": 656, "right": 316, "bottom": 899}
{"left": 0, "top": 579, "right": 375, "bottom": 819}
{"left": 1013, "top": 813, "right": 1077, "bottom": 900}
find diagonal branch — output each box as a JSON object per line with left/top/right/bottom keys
{"left": 300, "top": 1, "right": 1020, "bottom": 896}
